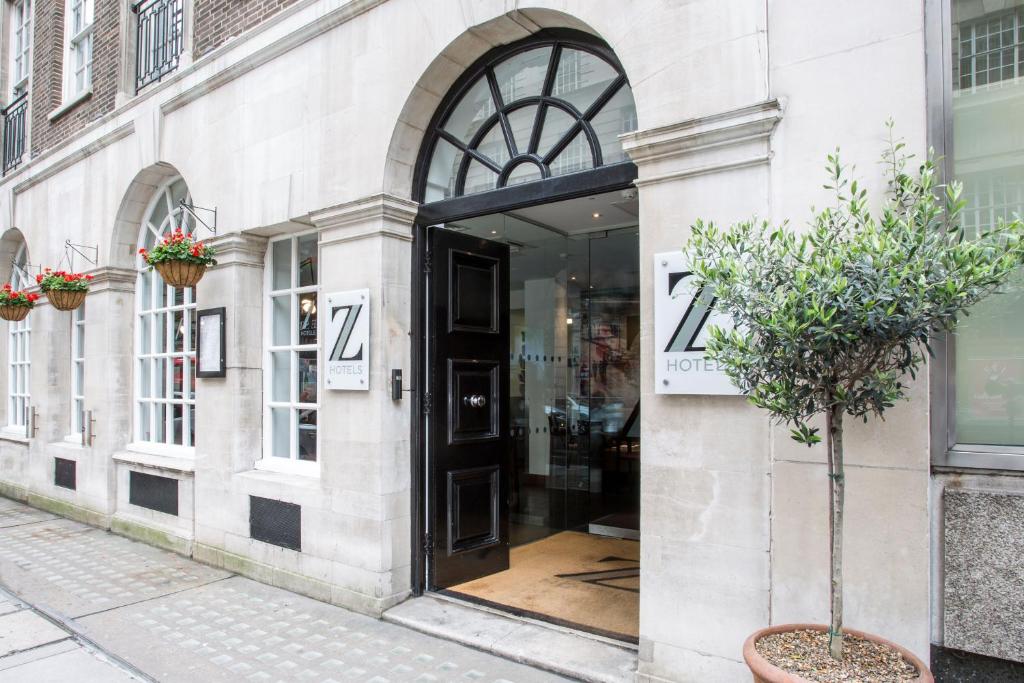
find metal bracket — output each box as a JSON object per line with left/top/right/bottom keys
{"left": 84, "top": 409, "right": 96, "bottom": 447}
{"left": 178, "top": 201, "right": 217, "bottom": 237}
{"left": 10, "top": 257, "right": 41, "bottom": 283}
{"left": 25, "top": 405, "right": 37, "bottom": 439}
{"left": 60, "top": 240, "right": 99, "bottom": 272}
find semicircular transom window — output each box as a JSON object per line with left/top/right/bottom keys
{"left": 423, "top": 39, "right": 638, "bottom": 203}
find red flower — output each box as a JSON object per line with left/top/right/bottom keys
{"left": 35, "top": 274, "right": 42, "bottom": 283}
{"left": 138, "top": 248, "right": 147, "bottom": 255}
{"left": 86, "top": 274, "right": 94, "bottom": 280}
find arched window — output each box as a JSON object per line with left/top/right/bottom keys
{"left": 421, "top": 32, "right": 638, "bottom": 203}
{"left": 135, "top": 177, "right": 196, "bottom": 449}
{"left": 7, "top": 243, "right": 30, "bottom": 428}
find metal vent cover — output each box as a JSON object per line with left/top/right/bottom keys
{"left": 249, "top": 496, "right": 301, "bottom": 551}
{"left": 54, "top": 457, "right": 76, "bottom": 490}
{"left": 128, "top": 471, "right": 179, "bottom": 516}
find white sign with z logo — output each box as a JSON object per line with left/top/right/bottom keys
{"left": 654, "top": 251, "right": 740, "bottom": 395}
{"left": 325, "top": 289, "right": 369, "bottom": 391}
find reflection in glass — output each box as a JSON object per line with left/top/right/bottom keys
{"left": 273, "top": 239, "right": 291, "bottom": 290}
{"left": 464, "top": 159, "right": 498, "bottom": 195}
{"left": 271, "top": 407, "right": 290, "bottom": 458}
{"left": 425, "top": 138, "right": 464, "bottom": 203}
{"left": 272, "top": 295, "right": 289, "bottom": 346}
{"left": 298, "top": 234, "right": 317, "bottom": 286}
{"left": 443, "top": 78, "right": 494, "bottom": 143}
{"left": 298, "top": 351, "right": 317, "bottom": 404}
{"left": 298, "top": 292, "right": 317, "bottom": 346}
{"left": 494, "top": 47, "right": 552, "bottom": 104}
{"left": 550, "top": 131, "right": 594, "bottom": 176}
{"left": 298, "top": 409, "right": 317, "bottom": 461}
{"left": 952, "top": 0, "right": 1024, "bottom": 446}
{"left": 591, "top": 83, "right": 637, "bottom": 165}
{"left": 271, "top": 352, "right": 290, "bottom": 402}
{"left": 506, "top": 105, "right": 538, "bottom": 153}
{"left": 553, "top": 48, "right": 618, "bottom": 114}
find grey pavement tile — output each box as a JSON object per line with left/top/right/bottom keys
{"left": 0, "top": 609, "right": 69, "bottom": 656}
{"left": 0, "top": 515, "right": 230, "bottom": 618}
{"left": 0, "top": 646, "right": 139, "bottom": 682}
{"left": 0, "top": 504, "right": 57, "bottom": 528}
{"left": 0, "top": 639, "right": 78, "bottom": 671}
{"left": 79, "top": 576, "right": 569, "bottom": 683}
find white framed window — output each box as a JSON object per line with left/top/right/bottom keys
{"left": 134, "top": 177, "right": 196, "bottom": 451}
{"left": 9, "top": 0, "right": 32, "bottom": 97}
{"left": 7, "top": 244, "right": 29, "bottom": 428}
{"left": 63, "top": 0, "right": 94, "bottom": 99}
{"left": 70, "top": 303, "right": 85, "bottom": 436}
{"left": 262, "top": 232, "right": 319, "bottom": 473}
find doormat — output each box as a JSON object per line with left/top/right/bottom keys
{"left": 448, "top": 530, "right": 639, "bottom": 641}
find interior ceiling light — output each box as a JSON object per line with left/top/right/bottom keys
{"left": 592, "top": 212, "right": 601, "bottom": 219}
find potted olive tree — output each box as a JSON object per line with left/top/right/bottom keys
{"left": 686, "top": 125, "right": 1024, "bottom": 683}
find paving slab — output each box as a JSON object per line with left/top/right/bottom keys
{"left": 0, "top": 518, "right": 230, "bottom": 618}
{"left": 0, "top": 645, "right": 139, "bottom": 682}
{"left": 0, "top": 503, "right": 57, "bottom": 528}
{"left": 0, "top": 609, "right": 69, "bottom": 656}
{"left": 78, "top": 576, "right": 568, "bottom": 683}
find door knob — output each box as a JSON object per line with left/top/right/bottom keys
{"left": 463, "top": 394, "right": 487, "bottom": 408}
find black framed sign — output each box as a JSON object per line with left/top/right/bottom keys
{"left": 196, "top": 307, "right": 226, "bottom": 378}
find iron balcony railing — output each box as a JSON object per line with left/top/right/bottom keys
{"left": 134, "top": 0, "right": 183, "bottom": 93}
{"left": 2, "top": 92, "right": 28, "bottom": 176}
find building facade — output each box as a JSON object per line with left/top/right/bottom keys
{"left": 0, "top": 1, "right": 1020, "bottom": 681}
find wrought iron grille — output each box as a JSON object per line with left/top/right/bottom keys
{"left": 134, "top": 0, "right": 183, "bottom": 93}
{"left": 2, "top": 93, "right": 28, "bottom": 176}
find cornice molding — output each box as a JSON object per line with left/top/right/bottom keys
{"left": 312, "top": 193, "right": 419, "bottom": 246}
{"left": 207, "top": 233, "right": 269, "bottom": 270}
{"left": 10, "top": 122, "right": 135, "bottom": 195}
{"left": 621, "top": 99, "right": 783, "bottom": 187}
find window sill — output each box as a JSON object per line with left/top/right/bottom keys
{"left": 63, "top": 434, "right": 86, "bottom": 447}
{"left": 254, "top": 457, "right": 319, "bottom": 478}
{"left": 114, "top": 443, "right": 196, "bottom": 473}
{"left": 48, "top": 88, "right": 93, "bottom": 122}
{"left": 935, "top": 446, "right": 1024, "bottom": 473}
{"left": 0, "top": 427, "right": 29, "bottom": 444}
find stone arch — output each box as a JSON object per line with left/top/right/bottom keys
{"left": 110, "top": 162, "right": 187, "bottom": 269}
{"left": 383, "top": 8, "right": 630, "bottom": 202}
{"left": 0, "top": 228, "right": 29, "bottom": 287}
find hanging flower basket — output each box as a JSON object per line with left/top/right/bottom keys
{"left": 140, "top": 227, "right": 216, "bottom": 289}
{"left": 37, "top": 270, "right": 93, "bottom": 311}
{"left": 0, "top": 284, "right": 38, "bottom": 321}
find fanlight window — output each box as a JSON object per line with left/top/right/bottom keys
{"left": 423, "top": 39, "right": 638, "bottom": 202}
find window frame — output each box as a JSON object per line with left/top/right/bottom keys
{"left": 6, "top": 243, "right": 30, "bottom": 430}
{"left": 69, "top": 302, "right": 85, "bottom": 439}
{"left": 8, "top": 0, "right": 32, "bottom": 97}
{"left": 927, "top": 0, "right": 1024, "bottom": 472}
{"left": 260, "top": 232, "right": 320, "bottom": 476}
{"left": 62, "top": 0, "right": 94, "bottom": 101}
{"left": 131, "top": 177, "right": 197, "bottom": 456}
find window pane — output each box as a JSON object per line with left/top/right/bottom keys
{"left": 552, "top": 48, "right": 618, "bottom": 114}
{"left": 153, "top": 312, "right": 166, "bottom": 353}
{"left": 464, "top": 159, "right": 498, "bottom": 195}
{"left": 425, "top": 138, "right": 464, "bottom": 203}
{"left": 271, "top": 407, "right": 290, "bottom": 458}
{"left": 272, "top": 295, "right": 290, "bottom": 346}
{"left": 272, "top": 239, "right": 291, "bottom": 290}
{"left": 154, "top": 358, "right": 166, "bottom": 398}
{"left": 506, "top": 162, "right": 543, "bottom": 187}
{"left": 140, "top": 359, "right": 151, "bottom": 398}
{"left": 154, "top": 403, "right": 166, "bottom": 443}
{"left": 297, "top": 234, "right": 317, "bottom": 287}
{"left": 172, "top": 403, "right": 183, "bottom": 445}
{"left": 536, "top": 107, "right": 576, "bottom": 158}
{"left": 550, "top": 130, "right": 594, "bottom": 176}
{"left": 590, "top": 83, "right": 637, "bottom": 165}
{"left": 477, "top": 123, "right": 510, "bottom": 168}
{"left": 951, "top": 0, "right": 1024, "bottom": 447}
{"left": 74, "top": 362, "right": 83, "bottom": 393}
{"left": 298, "top": 409, "right": 317, "bottom": 462}
{"left": 139, "top": 269, "right": 152, "bottom": 310}
{"left": 271, "top": 351, "right": 290, "bottom": 402}
{"left": 188, "top": 358, "right": 195, "bottom": 400}
{"left": 506, "top": 105, "right": 538, "bottom": 154}
{"left": 443, "top": 77, "right": 495, "bottom": 144}
{"left": 138, "top": 403, "right": 151, "bottom": 441}
{"left": 298, "top": 293, "right": 317, "bottom": 346}
{"left": 173, "top": 310, "right": 184, "bottom": 351}
{"left": 297, "top": 351, "right": 317, "bottom": 404}
{"left": 494, "top": 46, "right": 552, "bottom": 105}
{"left": 173, "top": 357, "right": 184, "bottom": 399}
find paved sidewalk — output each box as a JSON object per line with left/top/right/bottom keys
{"left": 0, "top": 496, "right": 567, "bottom": 682}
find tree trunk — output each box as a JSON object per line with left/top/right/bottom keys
{"left": 826, "top": 404, "right": 845, "bottom": 660}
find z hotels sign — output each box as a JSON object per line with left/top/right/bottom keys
{"left": 654, "top": 251, "right": 740, "bottom": 395}
{"left": 326, "top": 289, "right": 369, "bottom": 391}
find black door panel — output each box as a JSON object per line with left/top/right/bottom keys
{"left": 429, "top": 228, "right": 510, "bottom": 588}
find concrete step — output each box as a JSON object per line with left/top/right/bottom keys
{"left": 383, "top": 594, "right": 638, "bottom": 683}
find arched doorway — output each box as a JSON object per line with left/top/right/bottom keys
{"left": 412, "top": 28, "right": 641, "bottom": 642}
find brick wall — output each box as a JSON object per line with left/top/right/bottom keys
{"left": 29, "top": 0, "right": 121, "bottom": 157}
{"left": 192, "top": 0, "right": 300, "bottom": 60}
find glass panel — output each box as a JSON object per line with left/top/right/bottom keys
{"left": 140, "top": 359, "right": 151, "bottom": 398}
{"left": 172, "top": 403, "right": 183, "bottom": 445}
{"left": 425, "top": 138, "right": 464, "bottom": 203}
{"left": 297, "top": 234, "right": 318, "bottom": 287}
{"left": 153, "top": 312, "right": 167, "bottom": 353}
{"left": 153, "top": 358, "right": 167, "bottom": 398}
{"left": 550, "top": 130, "right": 594, "bottom": 177}
{"left": 172, "top": 357, "right": 184, "bottom": 399}
{"left": 298, "top": 409, "right": 317, "bottom": 462}
{"left": 506, "top": 105, "right": 538, "bottom": 154}
{"left": 590, "top": 83, "right": 638, "bottom": 165}
{"left": 494, "top": 46, "right": 552, "bottom": 104}
{"left": 147, "top": 195, "right": 170, "bottom": 241}
{"left": 297, "top": 293, "right": 318, "bottom": 346}
{"left": 536, "top": 107, "right": 576, "bottom": 158}
{"left": 476, "top": 122, "right": 510, "bottom": 168}
{"left": 154, "top": 277, "right": 167, "bottom": 309}
{"left": 173, "top": 286, "right": 185, "bottom": 306}
{"left": 271, "top": 351, "right": 290, "bottom": 402}
{"left": 139, "top": 268, "right": 152, "bottom": 311}
{"left": 154, "top": 403, "right": 166, "bottom": 443}
{"left": 506, "top": 162, "right": 543, "bottom": 187}
{"left": 140, "top": 314, "right": 152, "bottom": 354}
{"left": 271, "top": 407, "right": 290, "bottom": 458}
{"left": 74, "top": 362, "right": 83, "bottom": 394}
{"left": 272, "top": 239, "right": 291, "bottom": 290}
{"left": 297, "top": 350, "right": 317, "bottom": 404}
{"left": 188, "top": 310, "right": 196, "bottom": 353}
{"left": 189, "top": 405, "right": 195, "bottom": 447}
{"left": 138, "top": 403, "right": 151, "bottom": 442}
{"left": 552, "top": 48, "right": 619, "bottom": 114}
{"left": 951, "top": 0, "right": 1024, "bottom": 447}
{"left": 188, "top": 358, "right": 196, "bottom": 400}
{"left": 272, "top": 295, "right": 290, "bottom": 346}
{"left": 443, "top": 77, "right": 495, "bottom": 144}
{"left": 75, "top": 323, "right": 85, "bottom": 357}
{"left": 173, "top": 310, "right": 184, "bottom": 352}
{"left": 464, "top": 159, "right": 498, "bottom": 195}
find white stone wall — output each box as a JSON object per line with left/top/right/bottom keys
{"left": 0, "top": 1, "right": 937, "bottom": 681}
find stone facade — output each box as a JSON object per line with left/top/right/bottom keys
{"left": 0, "top": 1, "right": 1019, "bottom": 681}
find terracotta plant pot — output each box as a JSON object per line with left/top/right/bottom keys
{"left": 154, "top": 259, "right": 207, "bottom": 288}
{"left": 743, "top": 624, "right": 933, "bottom": 683}
{"left": 46, "top": 288, "right": 87, "bottom": 311}
{"left": 0, "top": 305, "right": 30, "bottom": 322}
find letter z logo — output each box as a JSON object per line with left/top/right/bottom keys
{"left": 664, "top": 271, "right": 716, "bottom": 353}
{"left": 329, "top": 304, "right": 364, "bottom": 361}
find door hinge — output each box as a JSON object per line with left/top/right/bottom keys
{"left": 422, "top": 392, "right": 432, "bottom": 416}
{"left": 423, "top": 248, "right": 432, "bottom": 275}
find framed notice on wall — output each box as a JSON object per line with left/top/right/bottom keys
{"left": 196, "top": 307, "right": 226, "bottom": 378}
{"left": 653, "top": 251, "right": 741, "bottom": 395}
{"left": 325, "top": 289, "right": 370, "bottom": 391}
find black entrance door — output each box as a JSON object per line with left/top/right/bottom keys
{"left": 428, "top": 227, "right": 510, "bottom": 589}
